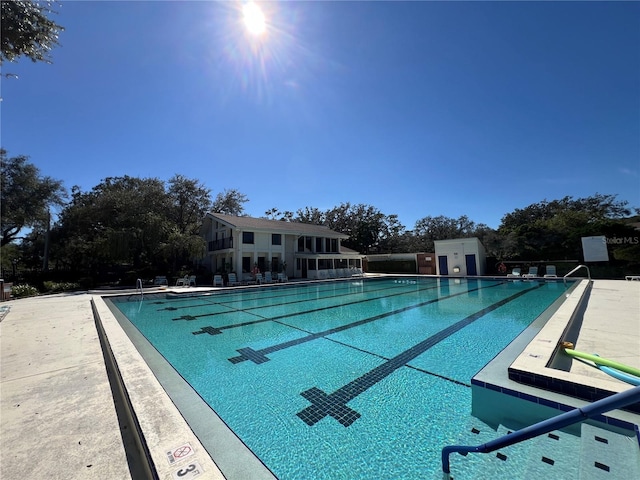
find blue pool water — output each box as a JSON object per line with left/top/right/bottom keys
{"left": 110, "top": 277, "right": 571, "bottom": 479}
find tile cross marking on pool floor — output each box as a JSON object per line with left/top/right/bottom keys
{"left": 296, "top": 284, "right": 542, "bottom": 427}
{"left": 226, "top": 282, "right": 503, "bottom": 364}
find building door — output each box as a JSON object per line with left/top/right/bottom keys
{"left": 302, "top": 259, "right": 307, "bottom": 278}
{"left": 438, "top": 255, "right": 448, "bottom": 275}
{"left": 465, "top": 254, "right": 477, "bottom": 276}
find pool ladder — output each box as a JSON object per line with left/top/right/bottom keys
{"left": 563, "top": 264, "right": 591, "bottom": 285}
{"left": 136, "top": 278, "right": 143, "bottom": 299}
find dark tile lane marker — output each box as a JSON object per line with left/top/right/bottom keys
{"left": 175, "top": 280, "right": 427, "bottom": 321}
{"left": 296, "top": 283, "right": 542, "bottom": 427}
{"left": 158, "top": 277, "right": 423, "bottom": 311}
{"left": 227, "top": 282, "right": 506, "bottom": 364}
{"left": 189, "top": 281, "right": 450, "bottom": 330}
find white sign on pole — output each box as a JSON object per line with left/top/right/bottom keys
{"left": 581, "top": 236, "right": 609, "bottom": 262}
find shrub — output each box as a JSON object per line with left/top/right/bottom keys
{"left": 43, "top": 281, "right": 81, "bottom": 293}
{"left": 11, "top": 284, "right": 40, "bottom": 299}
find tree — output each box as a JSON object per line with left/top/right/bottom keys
{"left": 413, "top": 215, "right": 479, "bottom": 252}
{"left": 264, "top": 208, "right": 294, "bottom": 221}
{"left": 51, "top": 174, "right": 214, "bottom": 282}
{"left": 53, "top": 176, "right": 170, "bottom": 274}
{"left": 212, "top": 189, "right": 248, "bottom": 216}
{"left": 1, "top": 0, "right": 64, "bottom": 65}
{"left": 165, "top": 175, "right": 211, "bottom": 270}
{"left": 0, "top": 149, "right": 66, "bottom": 246}
{"left": 167, "top": 175, "right": 211, "bottom": 235}
{"left": 498, "top": 194, "right": 639, "bottom": 260}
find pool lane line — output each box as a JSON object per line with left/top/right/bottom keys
{"left": 312, "top": 336, "right": 473, "bottom": 388}
{"left": 171, "top": 280, "right": 426, "bottom": 319}
{"left": 295, "top": 283, "right": 543, "bottom": 427}
{"left": 186, "top": 280, "right": 447, "bottom": 325}
{"left": 226, "top": 281, "right": 507, "bottom": 363}
{"left": 154, "top": 277, "right": 417, "bottom": 310}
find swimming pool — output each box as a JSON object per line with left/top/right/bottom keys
{"left": 108, "top": 276, "right": 572, "bottom": 479}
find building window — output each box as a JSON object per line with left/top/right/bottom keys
{"left": 308, "top": 259, "right": 317, "bottom": 270}
{"left": 243, "top": 232, "right": 254, "bottom": 244}
{"left": 272, "top": 234, "right": 281, "bottom": 246}
{"left": 315, "top": 237, "right": 323, "bottom": 253}
{"left": 318, "top": 258, "right": 332, "bottom": 270}
{"left": 331, "top": 238, "right": 338, "bottom": 252}
{"left": 305, "top": 236, "right": 312, "bottom": 252}
{"left": 298, "top": 236, "right": 304, "bottom": 252}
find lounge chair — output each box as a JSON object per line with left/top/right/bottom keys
{"left": 264, "top": 271, "right": 274, "bottom": 283}
{"left": 507, "top": 268, "right": 521, "bottom": 278}
{"left": 544, "top": 265, "right": 557, "bottom": 278}
{"left": 188, "top": 275, "right": 196, "bottom": 286}
{"left": 254, "top": 273, "right": 263, "bottom": 284}
{"left": 228, "top": 273, "right": 241, "bottom": 286}
{"left": 213, "top": 275, "right": 224, "bottom": 287}
{"left": 523, "top": 267, "right": 538, "bottom": 278}
{"left": 175, "top": 275, "right": 189, "bottom": 286}
{"left": 153, "top": 276, "right": 168, "bottom": 286}
{"left": 277, "top": 272, "right": 287, "bottom": 283}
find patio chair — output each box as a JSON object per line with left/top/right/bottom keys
{"left": 153, "top": 276, "right": 168, "bottom": 286}
{"left": 544, "top": 265, "right": 557, "bottom": 278}
{"left": 507, "top": 268, "right": 521, "bottom": 278}
{"left": 213, "top": 275, "right": 224, "bottom": 287}
{"left": 228, "top": 273, "right": 241, "bottom": 286}
{"left": 175, "top": 275, "right": 189, "bottom": 286}
{"left": 277, "top": 272, "right": 287, "bottom": 283}
{"left": 523, "top": 267, "right": 538, "bottom": 278}
{"left": 264, "top": 271, "right": 274, "bottom": 283}
{"left": 187, "top": 275, "right": 196, "bottom": 286}
{"left": 254, "top": 273, "right": 263, "bottom": 284}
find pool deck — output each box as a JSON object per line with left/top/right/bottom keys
{"left": 1, "top": 278, "right": 639, "bottom": 479}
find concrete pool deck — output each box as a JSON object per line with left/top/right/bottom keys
{"left": 1, "top": 278, "right": 639, "bottom": 479}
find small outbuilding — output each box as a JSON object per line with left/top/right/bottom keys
{"left": 434, "top": 238, "right": 486, "bottom": 276}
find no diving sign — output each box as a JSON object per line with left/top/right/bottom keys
{"left": 166, "top": 442, "right": 195, "bottom": 465}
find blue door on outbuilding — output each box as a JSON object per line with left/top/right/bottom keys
{"left": 438, "top": 256, "right": 448, "bottom": 275}
{"left": 465, "top": 254, "right": 477, "bottom": 276}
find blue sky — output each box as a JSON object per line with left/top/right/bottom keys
{"left": 2, "top": 0, "right": 639, "bottom": 230}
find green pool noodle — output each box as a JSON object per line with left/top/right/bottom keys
{"left": 561, "top": 342, "right": 640, "bottom": 378}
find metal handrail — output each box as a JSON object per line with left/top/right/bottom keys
{"left": 441, "top": 385, "right": 640, "bottom": 479}
{"left": 563, "top": 264, "right": 591, "bottom": 285}
{"left": 136, "top": 278, "right": 143, "bottom": 299}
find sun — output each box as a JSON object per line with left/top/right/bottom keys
{"left": 243, "top": 2, "right": 266, "bottom": 36}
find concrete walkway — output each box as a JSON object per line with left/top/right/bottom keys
{"left": 0, "top": 293, "right": 130, "bottom": 480}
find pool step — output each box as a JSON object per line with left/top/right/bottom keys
{"left": 446, "top": 419, "right": 507, "bottom": 479}
{"left": 447, "top": 421, "right": 639, "bottom": 479}
{"left": 578, "top": 423, "right": 640, "bottom": 480}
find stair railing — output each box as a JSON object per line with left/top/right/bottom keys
{"left": 441, "top": 385, "right": 640, "bottom": 480}
{"left": 136, "top": 278, "right": 144, "bottom": 299}
{"left": 563, "top": 264, "right": 591, "bottom": 285}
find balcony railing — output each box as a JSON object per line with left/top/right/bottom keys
{"left": 208, "top": 237, "right": 233, "bottom": 251}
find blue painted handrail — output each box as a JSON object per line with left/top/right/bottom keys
{"left": 441, "top": 385, "right": 640, "bottom": 479}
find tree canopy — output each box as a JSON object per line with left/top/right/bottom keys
{"left": 0, "top": 149, "right": 66, "bottom": 246}
{"left": 212, "top": 188, "right": 248, "bottom": 216}
{"left": 1, "top": 0, "right": 64, "bottom": 65}
{"left": 2, "top": 153, "right": 638, "bottom": 285}
{"left": 52, "top": 175, "right": 212, "bottom": 278}
{"left": 498, "top": 194, "right": 638, "bottom": 260}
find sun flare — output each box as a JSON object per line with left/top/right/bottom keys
{"left": 243, "top": 2, "right": 266, "bottom": 36}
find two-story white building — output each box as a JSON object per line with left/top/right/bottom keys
{"left": 201, "top": 213, "right": 365, "bottom": 281}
